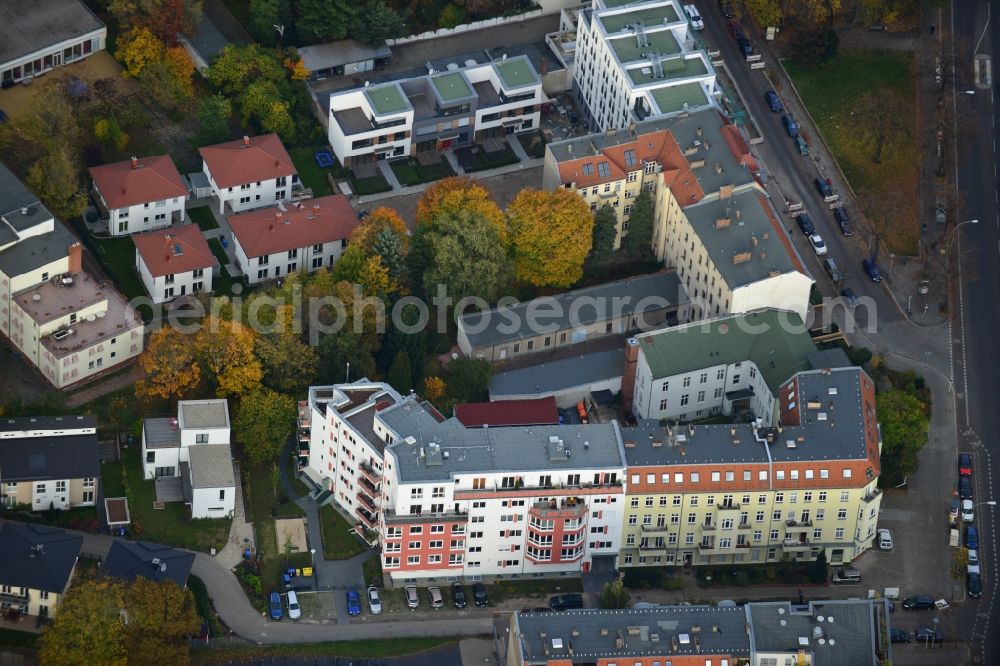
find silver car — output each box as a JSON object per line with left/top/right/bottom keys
{"left": 404, "top": 585, "right": 419, "bottom": 609}
{"left": 367, "top": 585, "right": 382, "bottom": 614}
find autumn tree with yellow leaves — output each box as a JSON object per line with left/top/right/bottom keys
{"left": 507, "top": 188, "right": 593, "bottom": 288}
{"left": 137, "top": 326, "right": 202, "bottom": 403}
{"left": 194, "top": 317, "right": 264, "bottom": 398}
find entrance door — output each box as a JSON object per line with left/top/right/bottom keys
{"left": 154, "top": 466, "right": 176, "bottom": 477}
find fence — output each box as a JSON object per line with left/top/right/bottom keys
{"left": 386, "top": 9, "right": 546, "bottom": 46}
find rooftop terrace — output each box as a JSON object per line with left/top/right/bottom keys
{"left": 599, "top": 4, "right": 682, "bottom": 34}
{"left": 609, "top": 29, "right": 680, "bottom": 64}
{"left": 650, "top": 81, "right": 711, "bottom": 114}
{"left": 13, "top": 272, "right": 105, "bottom": 326}
{"left": 365, "top": 84, "right": 411, "bottom": 115}
{"left": 628, "top": 54, "right": 708, "bottom": 85}
{"left": 494, "top": 57, "right": 539, "bottom": 88}
{"left": 431, "top": 72, "right": 475, "bottom": 103}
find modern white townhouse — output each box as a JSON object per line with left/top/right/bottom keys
{"left": 133, "top": 224, "right": 215, "bottom": 303}
{"left": 89, "top": 155, "right": 188, "bottom": 236}
{"left": 199, "top": 134, "right": 300, "bottom": 214}
{"left": 228, "top": 195, "right": 359, "bottom": 284}
{"left": 328, "top": 55, "right": 544, "bottom": 167}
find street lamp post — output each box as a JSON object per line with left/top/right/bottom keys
{"left": 941, "top": 218, "right": 979, "bottom": 256}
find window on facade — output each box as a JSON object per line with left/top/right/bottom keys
{"left": 597, "top": 162, "right": 611, "bottom": 178}
{"left": 582, "top": 163, "right": 594, "bottom": 175}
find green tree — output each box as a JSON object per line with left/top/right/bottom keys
{"left": 589, "top": 204, "right": 618, "bottom": 263}
{"left": 439, "top": 3, "right": 466, "bottom": 28}
{"left": 808, "top": 550, "right": 829, "bottom": 584}
{"left": 507, "top": 188, "right": 593, "bottom": 288}
{"left": 421, "top": 209, "right": 510, "bottom": 303}
{"left": 354, "top": 1, "right": 407, "bottom": 46}
{"left": 597, "top": 579, "right": 631, "bottom": 609}
{"left": 372, "top": 225, "right": 406, "bottom": 281}
{"left": 255, "top": 334, "right": 319, "bottom": 394}
{"left": 378, "top": 303, "right": 426, "bottom": 386}
{"left": 387, "top": 351, "right": 414, "bottom": 395}
{"left": 330, "top": 244, "right": 368, "bottom": 283}
{"left": 318, "top": 329, "right": 377, "bottom": 383}
{"left": 39, "top": 578, "right": 127, "bottom": 666}
{"left": 239, "top": 79, "right": 296, "bottom": 141}
{"left": 26, "top": 147, "right": 87, "bottom": 220}
{"left": 622, "top": 190, "right": 654, "bottom": 257}
{"left": 233, "top": 388, "right": 297, "bottom": 465}
{"left": 123, "top": 578, "right": 201, "bottom": 664}
{"left": 248, "top": 0, "right": 292, "bottom": 45}
{"left": 296, "top": 0, "right": 358, "bottom": 41}
{"left": 444, "top": 356, "right": 493, "bottom": 405}
{"left": 194, "top": 94, "right": 233, "bottom": 145}
{"left": 876, "top": 389, "right": 930, "bottom": 486}
{"left": 208, "top": 44, "right": 286, "bottom": 96}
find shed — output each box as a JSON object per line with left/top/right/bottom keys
{"left": 297, "top": 40, "right": 392, "bottom": 79}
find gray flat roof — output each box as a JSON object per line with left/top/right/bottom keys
{"left": 459, "top": 272, "right": 687, "bottom": 350}
{"left": 515, "top": 606, "right": 751, "bottom": 661}
{"left": 188, "top": 444, "right": 235, "bottom": 489}
{"left": 490, "top": 348, "right": 625, "bottom": 398}
{"left": 297, "top": 40, "right": 391, "bottom": 71}
{"left": 144, "top": 418, "right": 181, "bottom": 449}
{"left": 178, "top": 400, "right": 229, "bottom": 429}
{"left": 622, "top": 366, "right": 872, "bottom": 466}
{"left": 380, "top": 397, "right": 625, "bottom": 483}
{"left": 0, "top": 415, "right": 94, "bottom": 432}
{"left": 0, "top": 0, "right": 105, "bottom": 66}
{"left": 747, "top": 600, "right": 883, "bottom": 666}
{"left": 0, "top": 220, "right": 76, "bottom": 278}
{"left": 684, "top": 188, "right": 798, "bottom": 288}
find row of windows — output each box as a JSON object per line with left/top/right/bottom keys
{"left": 629, "top": 467, "right": 849, "bottom": 486}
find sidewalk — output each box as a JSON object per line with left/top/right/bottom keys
{"left": 356, "top": 157, "right": 543, "bottom": 205}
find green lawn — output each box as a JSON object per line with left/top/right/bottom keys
{"left": 289, "top": 145, "right": 336, "bottom": 196}
{"left": 73, "top": 225, "right": 146, "bottom": 301}
{"left": 389, "top": 158, "right": 456, "bottom": 186}
{"left": 362, "top": 554, "right": 382, "bottom": 587}
{"left": 784, "top": 50, "right": 919, "bottom": 253}
{"left": 116, "top": 446, "right": 231, "bottom": 552}
{"left": 207, "top": 238, "right": 240, "bottom": 296}
{"left": 318, "top": 504, "right": 367, "bottom": 560}
{"left": 348, "top": 169, "right": 393, "bottom": 195}
{"left": 518, "top": 131, "right": 549, "bottom": 159}
{"left": 487, "top": 577, "right": 583, "bottom": 603}
{"left": 187, "top": 206, "right": 219, "bottom": 231}
{"left": 191, "top": 637, "right": 458, "bottom": 663}
{"left": 454, "top": 144, "right": 520, "bottom": 172}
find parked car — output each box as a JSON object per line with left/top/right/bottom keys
{"left": 428, "top": 586, "right": 445, "bottom": 609}
{"left": 683, "top": 4, "right": 704, "bottom": 30}
{"left": 549, "top": 593, "right": 585, "bottom": 611}
{"left": 862, "top": 258, "right": 882, "bottom": 283}
{"left": 814, "top": 177, "right": 833, "bottom": 197}
{"left": 831, "top": 567, "right": 861, "bottom": 584}
{"left": 824, "top": 258, "right": 844, "bottom": 284}
{"left": 765, "top": 90, "right": 783, "bottom": 112}
{"left": 795, "top": 136, "right": 809, "bottom": 156}
{"left": 473, "top": 582, "right": 489, "bottom": 607}
{"left": 968, "top": 549, "right": 981, "bottom": 574}
{"left": 269, "top": 592, "right": 284, "bottom": 620}
{"left": 840, "top": 288, "right": 859, "bottom": 308}
{"left": 451, "top": 582, "right": 467, "bottom": 608}
{"left": 726, "top": 19, "right": 743, "bottom": 40}
{"left": 782, "top": 114, "right": 799, "bottom": 138}
{"left": 968, "top": 572, "right": 983, "bottom": 598}
{"left": 405, "top": 585, "right": 420, "bottom": 609}
{"left": 950, "top": 498, "right": 961, "bottom": 523}
{"left": 960, "top": 452, "right": 973, "bottom": 476}
{"left": 902, "top": 595, "right": 936, "bottom": 610}
{"left": 962, "top": 499, "right": 975, "bottom": 522}
{"left": 890, "top": 628, "right": 913, "bottom": 643}
{"left": 967, "top": 525, "right": 979, "bottom": 549}
{"left": 737, "top": 37, "right": 753, "bottom": 57}
{"left": 959, "top": 476, "right": 973, "bottom": 500}
{"left": 719, "top": 0, "right": 735, "bottom": 18}
{"left": 796, "top": 213, "right": 815, "bottom": 235}
{"left": 877, "top": 528, "right": 893, "bottom": 550}
{"left": 347, "top": 587, "right": 362, "bottom": 616}
{"left": 809, "top": 233, "right": 827, "bottom": 256}
{"left": 287, "top": 590, "right": 301, "bottom": 620}
{"left": 915, "top": 628, "right": 944, "bottom": 644}
{"left": 833, "top": 207, "right": 853, "bottom": 235}
{"left": 367, "top": 585, "right": 382, "bottom": 614}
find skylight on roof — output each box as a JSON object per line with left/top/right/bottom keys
{"left": 598, "top": 162, "right": 611, "bottom": 177}
{"left": 624, "top": 149, "right": 636, "bottom": 166}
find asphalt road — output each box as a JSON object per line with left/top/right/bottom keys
{"left": 952, "top": 2, "right": 1000, "bottom": 663}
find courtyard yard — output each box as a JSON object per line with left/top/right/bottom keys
{"left": 318, "top": 503, "right": 367, "bottom": 560}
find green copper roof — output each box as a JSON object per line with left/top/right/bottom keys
{"left": 431, "top": 72, "right": 474, "bottom": 102}
{"left": 365, "top": 84, "right": 410, "bottom": 115}
{"left": 494, "top": 57, "right": 539, "bottom": 89}
{"left": 649, "top": 81, "right": 710, "bottom": 114}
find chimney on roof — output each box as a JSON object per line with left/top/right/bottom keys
{"left": 131, "top": 156, "right": 138, "bottom": 169}
{"left": 735, "top": 209, "right": 742, "bottom": 219}
{"left": 313, "top": 204, "right": 321, "bottom": 213}
{"left": 242, "top": 135, "right": 250, "bottom": 147}
{"left": 751, "top": 235, "right": 758, "bottom": 247}
{"left": 276, "top": 212, "right": 283, "bottom": 221}
{"left": 67, "top": 242, "right": 82, "bottom": 273}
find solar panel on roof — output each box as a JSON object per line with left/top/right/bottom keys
{"left": 173, "top": 243, "right": 183, "bottom": 256}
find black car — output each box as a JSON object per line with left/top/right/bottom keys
{"left": 796, "top": 213, "right": 815, "bottom": 235}
{"left": 915, "top": 628, "right": 944, "bottom": 644}
{"left": 902, "top": 595, "right": 936, "bottom": 610}
{"left": 840, "top": 288, "right": 859, "bottom": 308}
{"left": 960, "top": 452, "right": 973, "bottom": 476}
{"left": 472, "top": 582, "right": 489, "bottom": 607}
{"left": 833, "top": 207, "right": 853, "bottom": 235}
{"left": 968, "top": 572, "right": 983, "bottom": 598}
{"left": 815, "top": 177, "right": 833, "bottom": 197}
{"left": 549, "top": 593, "right": 584, "bottom": 611}
{"left": 451, "top": 582, "right": 467, "bottom": 608}
{"left": 959, "top": 476, "right": 973, "bottom": 500}
{"left": 889, "top": 628, "right": 912, "bottom": 643}
{"left": 737, "top": 37, "right": 753, "bottom": 57}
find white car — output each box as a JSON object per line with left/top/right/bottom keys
{"left": 968, "top": 549, "right": 981, "bottom": 575}
{"left": 809, "top": 234, "right": 828, "bottom": 256}
{"left": 962, "top": 499, "right": 975, "bottom": 523}
{"left": 877, "top": 528, "right": 893, "bottom": 551}
{"left": 684, "top": 4, "right": 704, "bottom": 30}
{"left": 286, "top": 590, "right": 301, "bottom": 620}
{"left": 367, "top": 585, "right": 382, "bottom": 614}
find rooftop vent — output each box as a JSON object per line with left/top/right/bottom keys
{"left": 732, "top": 251, "right": 752, "bottom": 265}
{"left": 714, "top": 217, "right": 731, "bottom": 229}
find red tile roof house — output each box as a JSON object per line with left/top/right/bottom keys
{"left": 228, "top": 195, "right": 360, "bottom": 285}
{"left": 198, "top": 134, "right": 300, "bottom": 214}
{"left": 133, "top": 225, "right": 216, "bottom": 304}
{"left": 89, "top": 155, "right": 188, "bottom": 237}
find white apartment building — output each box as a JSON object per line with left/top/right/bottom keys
{"left": 134, "top": 224, "right": 215, "bottom": 303}
{"left": 141, "top": 400, "right": 235, "bottom": 519}
{"left": 573, "top": 0, "right": 720, "bottom": 132}
{"left": 89, "top": 155, "right": 188, "bottom": 236}
{"left": 328, "top": 55, "right": 543, "bottom": 167}
{"left": 628, "top": 309, "right": 817, "bottom": 423}
{"left": 228, "top": 195, "right": 359, "bottom": 285}
{"left": 199, "top": 134, "right": 300, "bottom": 214}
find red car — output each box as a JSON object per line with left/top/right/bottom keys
{"left": 727, "top": 20, "right": 743, "bottom": 41}
{"left": 959, "top": 452, "right": 972, "bottom": 476}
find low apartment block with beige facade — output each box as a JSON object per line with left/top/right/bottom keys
{"left": 0, "top": 523, "right": 83, "bottom": 620}
{"left": 0, "top": 415, "right": 100, "bottom": 511}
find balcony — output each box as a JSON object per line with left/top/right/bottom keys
{"left": 359, "top": 462, "right": 382, "bottom": 485}
{"left": 530, "top": 497, "right": 587, "bottom": 520}
{"left": 782, "top": 538, "right": 811, "bottom": 552}
{"left": 701, "top": 523, "right": 716, "bottom": 531}
{"left": 455, "top": 480, "right": 622, "bottom": 499}
{"left": 785, "top": 519, "right": 813, "bottom": 532}
{"left": 0, "top": 591, "right": 28, "bottom": 607}
{"left": 297, "top": 444, "right": 309, "bottom": 458}
{"left": 738, "top": 522, "right": 751, "bottom": 530}
{"left": 697, "top": 542, "right": 715, "bottom": 551}
{"left": 356, "top": 491, "right": 378, "bottom": 512}
{"left": 641, "top": 523, "right": 669, "bottom": 533}
{"left": 355, "top": 506, "right": 378, "bottom": 529}
{"left": 639, "top": 541, "right": 666, "bottom": 552}
{"left": 358, "top": 474, "right": 379, "bottom": 495}
{"left": 861, "top": 489, "right": 882, "bottom": 504}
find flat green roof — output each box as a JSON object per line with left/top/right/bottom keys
{"left": 628, "top": 55, "right": 708, "bottom": 85}
{"left": 650, "top": 81, "right": 710, "bottom": 114}
{"left": 431, "top": 72, "right": 474, "bottom": 102}
{"left": 494, "top": 58, "right": 539, "bottom": 89}
{"left": 610, "top": 29, "right": 680, "bottom": 64}
{"left": 638, "top": 309, "right": 816, "bottom": 391}
{"left": 365, "top": 84, "right": 410, "bottom": 115}
{"left": 600, "top": 5, "right": 681, "bottom": 34}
